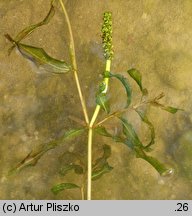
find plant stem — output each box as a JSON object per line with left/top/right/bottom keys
{"left": 89, "top": 60, "right": 111, "bottom": 127}
{"left": 95, "top": 109, "right": 128, "bottom": 126}
{"left": 80, "top": 185, "right": 85, "bottom": 200}
{"left": 58, "top": 0, "right": 89, "bottom": 125}
{"left": 87, "top": 59, "right": 111, "bottom": 200}
{"left": 87, "top": 127, "right": 93, "bottom": 200}
{"left": 95, "top": 100, "right": 151, "bottom": 126}
{"left": 58, "top": 2, "right": 113, "bottom": 199}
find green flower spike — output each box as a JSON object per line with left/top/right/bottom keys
{"left": 102, "top": 12, "right": 114, "bottom": 60}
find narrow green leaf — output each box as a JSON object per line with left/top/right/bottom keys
{"left": 96, "top": 93, "right": 110, "bottom": 113}
{"left": 16, "top": 4, "right": 55, "bottom": 42}
{"left": 20, "top": 42, "right": 71, "bottom": 74}
{"left": 9, "top": 128, "right": 85, "bottom": 174}
{"left": 120, "top": 117, "right": 144, "bottom": 149}
{"left": 116, "top": 119, "right": 170, "bottom": 175}
{"left": 134, "top": 147, "right": 171, "bottom": 175}
{"left": 94, "top": 126, "right": 113, "bottom": 137}
{"left": 135, "top": 109, "right": 155, "bottom": 150}
{"left": 94, "top": 126, "right": 124, "bottom": 142}
{"left": 109, "top": 72, "right": 132, "bottom": 107}
{"left": 92, "top": 144, "right": 112, "bottom": 178}
{"left": 162, "top": 106, "right": 182, "bottom": 114}
{"left": 5, "top": 34, "right": 71, "bottom": 74}
{"left": 62, "top": 128, "right": 85, "bottom": 140}
{"left": 51, "top": 183, "right": 80, "bottom": 195}
{"left": 7, "top": 3, "right": 55, "bottom": 55}
{"left": 116, "top": 118, "right": 171, "bottom": 176}
{"left": 151, "top": 102, "right": 183, "bottom": 114}
{"left": 127, "top": 68, "right": 143, "bottom": 91}
{"left": 92, "top": 163, "right": 113, "bottom": 181}
{"left": 8, "top": 140, "right": 58, "bottom": 175}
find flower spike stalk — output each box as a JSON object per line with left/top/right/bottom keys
{"left": 87, "top": 11, "right": 113, "bottom": 200}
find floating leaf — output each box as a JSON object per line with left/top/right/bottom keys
{"left": 96, "top": 93, "right": 110, "bottom": 113}
{"left": 5, "top": 34, "right": 71, "bottom": 74}
{"left": 109, "top": 72, "right": 132, "bottom": 107}
{"left": 92, "top": 163, "right": 113, "bottom": 181}
{"left": 59, "top": 164, "right": 84, "bottom": 176}
{"left": 120, "top": 117, "right": 144, "bottom": 149}
{"left": 135, "top": 109, "right": 155, "bottom": 150}
{"left": 134, "top": 147, "right": 170, "bottom": 175}
{"left": 61, "top": 128, "right": 85, "bottom": 140}
{"left": 127, "top": 68, "right": 142, "bottom": 91}
{"left": 51, "top": 183, "right": 80, "bottom": 195}
{"left": 7, "top": 3, "right": 55, "bottom": 55}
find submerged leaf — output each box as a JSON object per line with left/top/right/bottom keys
{"left": 92, "top": 163, "right": 113, "bottom": 181}
{"left": 51, "top": 183, "right": 80, "bottom": 195}
{"left": 16, "top": 4, "right": 55, "bottom": 43}
{"left": 134, "top": 147, "right": 170, "bottom": 175}
{"left": 151, "top": 101, "right": 183, "bottom": 114}
{"left": 61, "top": 128, "right": 85, "bottom": 140}
{"left": 162, "top": 106, "right": 182, "bottom": 114}
{"left": 93, "top": 145, "right": 111, "bottom": 169}
{"left": 135, "top": 109, "right": 155, "bottom": 150}
{"left": 9, "top": 128, "right": 85, "bottom": 174}
{"left": 94, "top": 126, "right": 113, "bottom": 138}
{"left": 118, "top": 118, "right": 170, "bottom": 175}
{"left": 96, "top": 93, "right": 110, "bottom": 113}
{"left": 59, "top": 164, "right": 84, "bottom": 176}
{"left": 109, "top": 72, "right": 132, "bottom": 107}
{"left": 120, "top": 117, "right": 144, "bottom": 149}
{"left": 59, "top": 165, "right": 74, "bottom": 176}
{"left": 92, "top": 144, "right": 113, "bottom": 180}
{"left": 5, "top": 36, "right": 71, "bottom": 74}
{"left": 102, "top": 144, "right": 111, "bottom": 159}
{"left": 127, "top": 68, "right": 142, "bottom": 91}
{"left": 94, "top": 126, "right": 124, "bottom": 142}
{"left": 7, "top": 3, "right": 55, "bottom": 54}
{"left": 9, "top": 140, "right": 58, "bottom": 175}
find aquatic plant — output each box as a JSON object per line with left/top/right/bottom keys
{"left": 5, "top": 0, "right": 181, "bottom": 200}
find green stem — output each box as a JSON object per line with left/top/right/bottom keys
{"left": 58, "top": 0, "right": 89, "bottom": 125}
{"left": 80, "top": 185, "right": 85, "bottom": 200}
{"left": 87, "top": 59, "right": 111, "bottom": 200}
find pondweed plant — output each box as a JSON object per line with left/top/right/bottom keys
{"left": 5, "top": 0, "right": 181, "bottom": 200}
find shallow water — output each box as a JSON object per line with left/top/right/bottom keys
{"left": 0, "top": 0, "right": 192, "bottom": 199}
